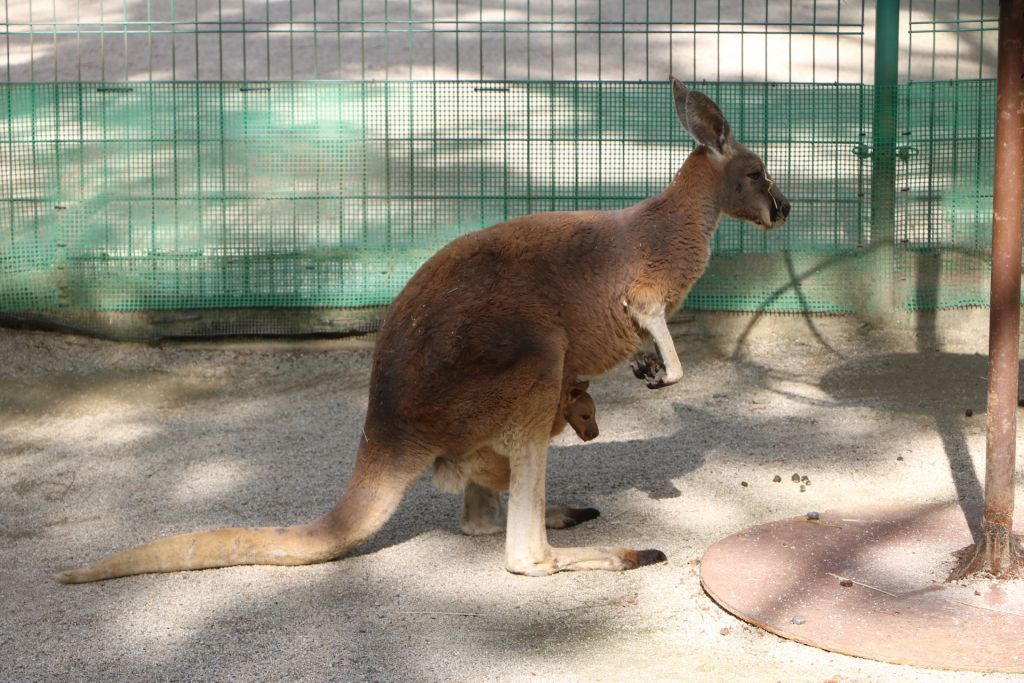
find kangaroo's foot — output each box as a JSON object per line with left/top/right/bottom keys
{"left": 506, "top": 436, "right": 666, "bottom": 576}
{"left": 506, "top": 546, "right": 668, "bottom": 576}
{"left": 460, "top": 482, "right": 506, "bottom": 535}
{"left": 545, "top": 505, "right": 600, "bottom": 529}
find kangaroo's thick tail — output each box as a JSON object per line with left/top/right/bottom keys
{"left": 55, "top": 441, "right": 425, "bottom": 583}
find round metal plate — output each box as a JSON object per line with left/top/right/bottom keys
{"left": 700, "top": 503, "right": 1024, "bottom": 673}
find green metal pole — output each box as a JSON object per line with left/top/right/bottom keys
{"left": 869, "top": 0, "right": 900, "bottom": 315}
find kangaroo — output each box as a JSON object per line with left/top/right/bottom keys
{"left": 562, "top": 380, "right": 599, "bottom": 443}
{"left": 433, "top": 379, "right": 600, "bottom": 536}
{"left": 55, "top": 78, "right": 789, "bottom": 583}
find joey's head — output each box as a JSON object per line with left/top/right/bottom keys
{"left": 564, "top": 380, "right": 599, "bottom": 442}
{"left": 671, "top": 77, "right": 790, "bottom": 230}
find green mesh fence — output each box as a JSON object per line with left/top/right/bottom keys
{"left": 0, "top": 0, "right": 1006, "bottom": 338}
{"left": 897, "top": 79, "right": 996, "bottom": 311}
{"left": 0, "top": 78, "right": 997, "bottom": 335}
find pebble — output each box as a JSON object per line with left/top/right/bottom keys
{"left": 965, "top": 408, "right": 974, "bottom": 417}
{"left": 792, "top": 615, "right": 806, "bottom": 625}
{"left": 806, "top": 511, "right": 820, "bottom": 521}
{"left": 839, "top": 579, "right": 853, "bottom": 588}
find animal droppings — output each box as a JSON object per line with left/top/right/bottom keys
{"left": 741, "top": 481, "right": 749, "bottom": 487}
{"left": 801, "top": 475, "right": 810, "bottom": 484}
{"left": 799, "top": 485, "right": 806, "bottom": 492}
{"left": 839, "top": 579, "right": 854, "bottom": 588}
{"left": 965, "top": 408, "right": 974, "bottom": 417}
{"left": 897, "top": 455, "right": 904, "bottom": 461}
{"left": 772, "top": 475, "right": 782, "bottom": 483}
{"left": 791, "top": 473, "right": 801, "bottom": 483}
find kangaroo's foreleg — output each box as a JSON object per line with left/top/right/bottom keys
{"left": 627, "top": 304, "right": 683, "bottom": 389}
{"left": 503, "top": 437, "right": 665, "bottom": 575}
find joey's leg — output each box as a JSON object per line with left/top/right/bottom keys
{"left": 504, "top": 438, "right": 666, "bottom": 575}
{"left": 460, "top": 481, "right": 506, "bottom": 536}
{"left": 629, "top": 306, "right": 683, "bottom": 389}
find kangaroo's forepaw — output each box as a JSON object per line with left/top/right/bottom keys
{"left": 630, "top": 352, "right": 663, "bottom": 381}
{"left": 647, "top": 372, "right": 683, "bottom": 389}
{"left": 546, "top": 505, "right": 600, "bottom": 529}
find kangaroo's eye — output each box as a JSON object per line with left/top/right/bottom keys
{"left": 748, "top": 171, "right": 764, "bottom": 181}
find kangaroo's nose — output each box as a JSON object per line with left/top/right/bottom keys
{"left": 772, "top": 198, "right": 791, "bottom": 223}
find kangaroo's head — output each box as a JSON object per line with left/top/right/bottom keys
{"left": 671, "top": 77, "right": 790, "bottom": 230}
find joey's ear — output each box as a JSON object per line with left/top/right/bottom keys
{"left": 671, "top": 76, "right": 731, "bottom": 156}
{"left": 569, "top": 387, "right": 584, "bottom": 400}
{"left": 571, "top": 379, "right": 590, "bottom": 392}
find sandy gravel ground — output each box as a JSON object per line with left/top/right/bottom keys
{"left": 2, "top": 312, "right": 1022, "bottom": 682}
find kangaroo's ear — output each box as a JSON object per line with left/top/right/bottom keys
{"left": 671, "top": 77, "right": 731, "bottom": 156}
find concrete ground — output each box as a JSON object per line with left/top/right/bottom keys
{"left": 2, "top": 310, "right": 1022, "bottom": 681}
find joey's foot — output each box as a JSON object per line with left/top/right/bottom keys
{"left": 545, "top": 505, "right": 600, "bottom": 529}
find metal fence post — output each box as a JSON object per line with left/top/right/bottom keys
{"left": 869, "top": 0, "right": 901, "bottom": 316}
{"left": 954, "top": 0, "right": 1024, "bottom": 579}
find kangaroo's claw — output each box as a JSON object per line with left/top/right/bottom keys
{"left": 631, "top": 363, "right": 649, "bottom": 380}
{"left": 630, "top": 352, "right": 664, "bottom": 382}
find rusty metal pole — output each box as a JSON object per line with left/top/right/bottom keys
{"left": 955, "top": 0, "right": 1024, "bottom": 579}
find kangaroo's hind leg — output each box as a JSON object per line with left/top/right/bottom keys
{"left": 461, "top": 481, "right": 506, "bottom": 536}
{"left": 496, "top": 350, "right": 666, "bottom": 575}
{"left": 458, "top": 448, "right": 599, "bottom": 534}
{"left": 502, "top": 434, "right": 666, "bottom": 575}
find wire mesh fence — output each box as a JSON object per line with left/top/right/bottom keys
{"left": 0, "top": 1, "right": 1005, "bottom": 338}
{"left": 2, "top": 1, "right": 868, "bottom": 82}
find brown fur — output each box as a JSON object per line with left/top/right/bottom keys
{"left": 55, "top": 79, "right": 789, "bottom": 583}
{"left": 432, "top": 379, "right": 598, "bottom": 495}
